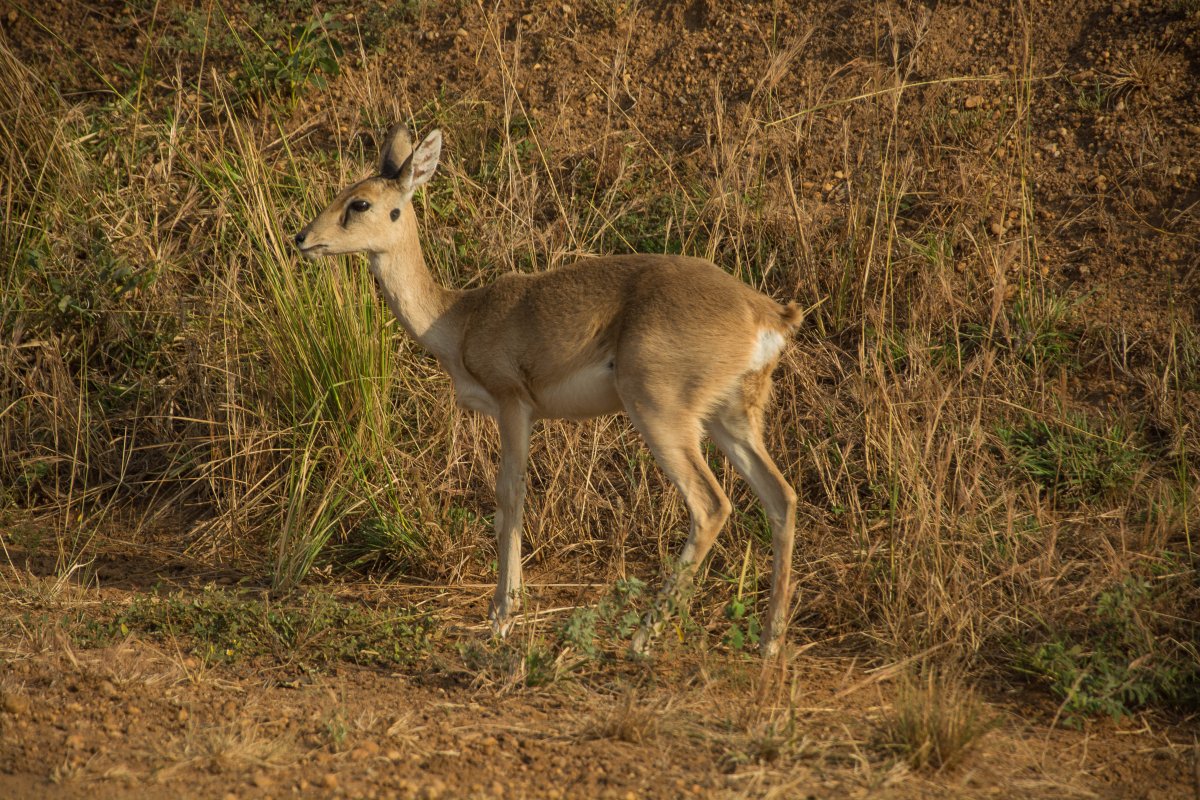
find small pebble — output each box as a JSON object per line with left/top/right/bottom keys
{"left": 2, "top": 692, "right": 29, "bottom": 715}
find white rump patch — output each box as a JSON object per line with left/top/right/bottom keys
{"left": 748, "top": 329, "right": 786, "bottom": 371}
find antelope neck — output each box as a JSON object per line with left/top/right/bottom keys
{"left": 365, "top": 205, "right": 461, "bottom": 361}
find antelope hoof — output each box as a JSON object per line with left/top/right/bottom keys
{"left": 630, "top": 627, "right": 652, "bottom": 657}
{"left": 630, "top": 611, "right": 665, "bottom": 657}
{"left": 488, "top": 596, "right": 518, "bottom": 639}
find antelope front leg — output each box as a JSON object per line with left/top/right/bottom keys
{"left": 488, "top": 402, "right": 533, "bottom": 637}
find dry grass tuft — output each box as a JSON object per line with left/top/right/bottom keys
{"left": 881, "top": 667, "right": 994, "bottom": 772}
{"left": 582, "top": 689, "right": 668, "bottom": 745}
{"left": 159, "top": 718, "right": 298, "bottom": 776}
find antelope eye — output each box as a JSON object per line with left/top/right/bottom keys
{"left": 349, "top": 199, "right": 371, "bottom": 213}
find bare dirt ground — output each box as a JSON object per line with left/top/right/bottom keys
{"left": 2, "top": 551, "right": 1196, "bottom": 800}
{"left": 2, "top": 0, "right": 1200, "bottom": 798}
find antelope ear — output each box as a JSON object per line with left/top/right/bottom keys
{"left": 404, "top": 129, "right": 442, "bottom": 189}
{"left": 378, "top": 124, "right": 414, "bottom": 180}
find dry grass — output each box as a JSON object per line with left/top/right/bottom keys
{"left": 881, "top": 667, "right": 994, "bottom": 771}
{"left": 583, "top": 689, "right": 667, "bottom": 744}
{"left": 158, "top": 718, "right": 298, "bottom": 775}
{"left": 1, "top": 0, "right": 1197, "bottom": 741}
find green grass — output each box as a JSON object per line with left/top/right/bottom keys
{"left": 1074, "top": 78, "right": 1112, "bottom": 113}
{"left": 457, "top": 578, "right": 651, "bottom": 689}
{"left": 944, "top": 293, "right": 1078, "bottom": 373}
{"left": 159, "top": 3, "right": 347, "bottom": 107}
{"left": 458, "top": 636, "right": 564, "bottom": 689}
{"left": 112, "top": 586, "right": 435, "bottom": 668}
{"left": 996, "top": 413, "right": 1144, "bottom": 507}
{"left": 5, "top": 582, "right": 435, "bottom": 669}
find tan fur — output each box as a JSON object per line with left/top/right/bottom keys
{"left": 296, "top": 126, "right": 801, "bottom": 657}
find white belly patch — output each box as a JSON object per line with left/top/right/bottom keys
{"left": 748, "top": 329, "right": 786, "bottom": 371}
{"left": 536, "top": 361, "right": 621, "bottom": 420}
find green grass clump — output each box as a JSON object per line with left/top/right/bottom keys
{"left": 457, "top": 578, "right": 649, "bottom": 689}
{"left": 114, "top": 586, "right": 434, "bottom": 668}
{"left": 162, "top": 5, "right": 346, "bottom": 107}
{"left": 458, "top": 636, "right": 562, "bottom": 689}
{"left": 946, "top": 293, "right": 1078, "bottom": 373}
{"left": 997, "top": 414, "right": 1144, "bottom": 506}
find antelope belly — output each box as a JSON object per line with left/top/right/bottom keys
{"left": 534, "top": 361, "right": 621, "bottom": 420}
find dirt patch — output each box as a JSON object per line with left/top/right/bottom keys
{"left": 2, "top": 559, "right": 1197, "bottom": 799}
{"left": 0, "top": 617, "right": 1190, "bottom": 800}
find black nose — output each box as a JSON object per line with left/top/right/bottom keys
{"left": 294, "top": 231, "right": 307, "bottom": 246}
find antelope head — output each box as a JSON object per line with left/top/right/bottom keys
{"left": 294, "top": 125, "right": 442, "bottom": 259}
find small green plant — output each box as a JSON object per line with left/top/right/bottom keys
{"left": 323, "top": 708, "right": 350, "bottom": 752}
{"left": 1074, "top": 78, "right": 1111, "bottom": 113}
{"left": 1025, "top": 577, "right": 1200, "bottom": 726}
{"left": 722, "top": 596, "right": 761, "bottom": 652}
{"left": 556, "top": 577, "right": 647, "bottom": 658}
{"left": 601, "top": 577, "right": 648, "bottom": 639}
{"left": 219, "top": 11, "right": 345, "bottom": 106}
{"left": 459, "top": 637, "right": 562, "bottom": 689}
{"left": 996, "top": 414, "right": 1144, "bottom": 506}
{"left": 55, "top": 609, "right": 126, "bottom": 650}
{"left": 559, "top": 606, "right": 600, "bottom": 657}
{"left": 721, "top": 542, "right": 762, "bottom": 652}
{"left": 264, "top": 14, "right": 344, "bottom": 99}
